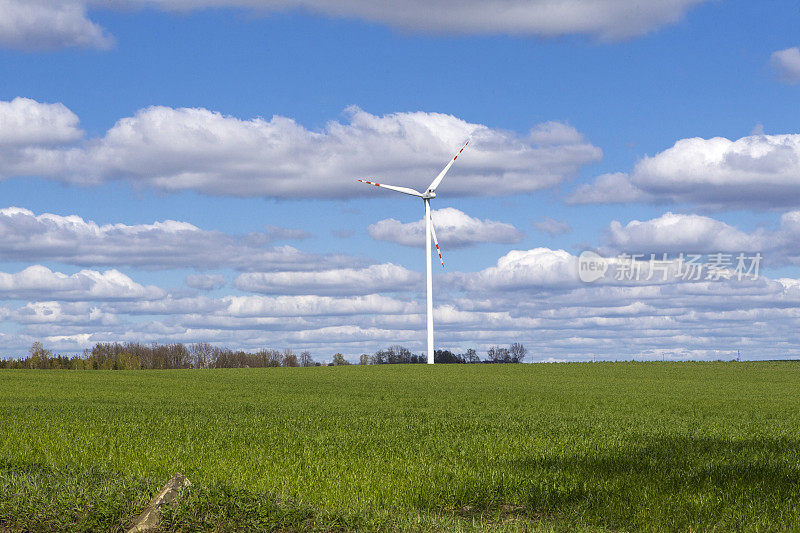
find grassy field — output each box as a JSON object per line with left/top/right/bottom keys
{"left": 1, "top": 362, "right": 799, "bottom": 531}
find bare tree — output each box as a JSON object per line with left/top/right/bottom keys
{"left": 487, "top": 346, "right": 511, "bottom": 363}
{"left": 359, "top": 353, "right": 371, "bottom": 365}
{"left": 190, "top": 342, "right": 214, "bottom": 368}
{"left": 509, "top": 343, "right": 527, "bottom": 363}
{"left": 300, "top": 351, "right": 314, "bottom": 367}
{"left": 266, "top": 350, "right": 282, "bottom": 367}
{"left": 282, "top": 349, "right": 299, "bottom": 367}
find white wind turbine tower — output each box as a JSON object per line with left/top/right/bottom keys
{"left": 358, "top": 139, "right": 470, "bottom": 365}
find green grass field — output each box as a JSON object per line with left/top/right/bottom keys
{"left": 2, "top": 362, "right": 799, "bottom": 531}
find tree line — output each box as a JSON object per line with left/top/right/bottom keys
{"left": 356, "top": 343, "right": 527, "bottom": 364}
{"left": 0, "top": 341, "right": 528, "bottom": 370}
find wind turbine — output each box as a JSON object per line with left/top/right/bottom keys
{"left": 358, "top": 139, "right": 470, "bottom": 365}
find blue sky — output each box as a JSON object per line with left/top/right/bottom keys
{"left": 1, "top": 0, "right": 800, "bottom": 361}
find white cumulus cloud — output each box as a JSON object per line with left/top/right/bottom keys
{"left": 0, "top": 265, "right": 164, "bottom": 301}
{"left": 0, "top": 0, "right": 113, "bottom": 51}
{"left": 0, "top": 207, "right": 352, "bottom": 271}
{"left": 234, "top": 263, "right": 421, "bottom": 295}
{"left": 12, "top": 301, "right": 119, "bottom": 326}
{"left": 223, "top": 294, "right": 416, "bottom": 317}
{"left": 452, "top": 248, "right": 581, "bottom": 292}
{"left": 0, "top": 102, "right": 601, "bottom": 198}
{"left": 146, "top": 0, "right": 707, "bottom": 39}
{"left": 605, "top": 212, "right": 762, "bottom": 253}
{"left": 1, "top": 0, "right": 709, "bottom": 51}
{"left": 604, "top": 211, "right": 800, "bottom": 267}
{"left": 568, "top": 134, "right": 800, "bottom": 208}
{"left": 0, "top": 97, "right": 83, "bottom": 146}
{"left": 770, "top": 47, "right": 800, "bottom": 84}
{"left": 368, "top": 208, "right": 524, "bottom": 249}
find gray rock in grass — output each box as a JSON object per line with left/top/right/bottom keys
{"left": 126, "top": 473, "right": 191, "bottom": 533}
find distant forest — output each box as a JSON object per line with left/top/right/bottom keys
{"left": 0, "top": 342, "right": 528, "bottom": 370}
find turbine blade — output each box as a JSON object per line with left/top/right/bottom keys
{"left": 427, "top": 139, "right": 470, "bottom": 193}
{"left": 429, "top": 211, "right": 445, "bottom": 268}
{"left": 357, "top": 180, "right": 423, "bottom": 197}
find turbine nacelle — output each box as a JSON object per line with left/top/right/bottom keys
{"left": 423, "top": 190, "right": 436, "bottom": 199}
